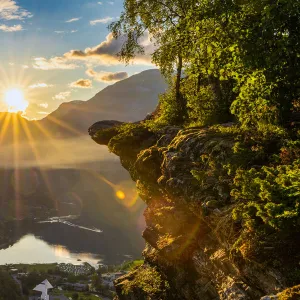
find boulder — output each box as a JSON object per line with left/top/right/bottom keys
{"left": 88, "top": 120, "right": 124, "bottom": 137}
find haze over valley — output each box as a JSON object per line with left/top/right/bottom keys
{"left": 0, "top": 69, "right": 166, "bottom": 266}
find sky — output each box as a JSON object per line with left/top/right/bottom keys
{"left": 0, "top": 0, "right": 154, "bottom": 119}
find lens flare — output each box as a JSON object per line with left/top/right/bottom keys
{"left": 116, "top": 190, "right": 126, "bottom": 200}
{"left": 54, "top": 245, "right": 71, "bottom": 258}
{"left": 4, "top": 89, "right": 28, "bottom": 113}
{"left": 115, "top": 181, "right": 139, "bottom": 209}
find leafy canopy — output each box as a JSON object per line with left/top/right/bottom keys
{"left": 111, "top": 0, "right": 300, "bottom": 128}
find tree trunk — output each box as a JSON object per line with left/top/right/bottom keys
{"left": 175, "top": 55, "right": 187, "bottom": 124}
{"left": 176, "top": 55, "right": 183, "bottom": 104}
{"left": 208, "top": 75, "right": 222, "bottom": 104}
{"left": 197, "top": 74, "right": 202, "bottom": 93}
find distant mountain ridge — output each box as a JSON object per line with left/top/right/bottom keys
{"left": 0, "top": 70, "right": 163, "bottom": 260}
{"left": 39, "top": 69, "right": 167, "bottom": 138}
{"left": 0, "top": 69, "right": 166, "bottom": 143}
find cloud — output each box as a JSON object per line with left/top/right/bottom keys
{"left": 98, "top": 2, "right": 103, "bottom": 4}
{"left": 0, "top": 24, "right": 23, "bottom": 32}
{"left": 70, "top": 79, "right": 92, "bottom": 89}
{"left": 55, "top": 30, "right": 78, "bottom": 34}
{"left": 86, "top": 69, "right": 128, "bottom": 82}
{"left": 90, "top": 17, "right": 113, "bottom": 26}
{"left": 32, "top": 32, "right": 154, "bottom": 70}
{"left": 66, "top": 17, "right": 81, "bottom": 23}
{"left": 63, "top": 32, "right": 154, "bottom": 65}
{"left": 38, "top": 111, "right": 48, "bottom": 115}
{"left": 33, "top": 57, "right": 79, "bottom": 70}
{"left": 29, "top": 83, "right": 53, "bottom": 89}
{"left": 53, "top": 91, "right": 71, "bottom": 101}
{"left": 0, "top": 0, "right": 33, "bottom": 20}
{"left": 22, "top": 65, "right": 29, "bottom": 69}
{"left": 39, "top": 103, "right": 49, "bottom": 108}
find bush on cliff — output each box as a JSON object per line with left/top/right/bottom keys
{"left": 121, "top": 266, "right": 170, "bottom": 299}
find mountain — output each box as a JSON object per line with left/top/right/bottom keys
{"left": 0, "top": 69, "right": 166, "bottom": 144}
{"left": 39, "top": 69, "right": 167, "bottom": 138}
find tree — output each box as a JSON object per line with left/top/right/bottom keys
{"left": 109, "top": 0, "right": 198, "bottom": 124}
{"left": 184, "top": 0, "right": 300, "bottom": 127}
{"left": 0, "top": 271, "right": 23, "bottom": 300}
{"left": 21, "top": 271, "right": 45, "bottom": 295}
{"left": 111, "top": 0, "right": 300, "bottom": 129}
{"left": 91, "top": 273, "right": 103, "bottom": 292}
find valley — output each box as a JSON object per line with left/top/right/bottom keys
{"left": 0, "top": 69, "right": 166, "bottom": 268}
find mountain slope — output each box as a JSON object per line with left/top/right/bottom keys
{"left": 39, "top": 69, "right": 167, "bottom": 137}
{"left": 0, "top": 69, "right": 166, "bottom": 144}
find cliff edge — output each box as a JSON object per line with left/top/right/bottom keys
{"left": 90, "top": 121, "right": 300, "bottom": 300}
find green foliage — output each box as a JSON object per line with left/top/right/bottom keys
{"left": 120, "top": 260, "right": 144, "bottom": 271}
{"left": 181, "top": 77, "right": 232, "bottom": 126}
{"left": 56, "top": 290, "right": 100, "bottom": 300}
{"left": 93, "top": 127, "right": 120, "bottom": 145}
{"left": 184, "top": 124, "right": 300, "bottom": 264}
{"left": 72, "top": 292, "right": 79, "bottom": 300}
{"left": 108, "top": 123, "right": 154, "bottom": 157}
{"left": 21, "top": 271, "right": 46, "bottom": 295}
{"left": 91, "top": 273, "right": 103, "bottom": 292}
{"left": 154, "top": 84, "right": 184, "bottom": 126}
{"left": 232, "top": 161, "right": 300, "bottom": 231}
{"left": 11, "top": 263, "right": 58, "bottom": 273}
{"left": 110, "top": 0, "right": 300, "bottom": 129}
{"left": 122, "top": 266, "right": 170, "bottom": 299}
{"left": 186, "top": 0, "right": 300, "bottom": 127}
{"left": 0, "top": 271, "right": 23, "bottom": 300}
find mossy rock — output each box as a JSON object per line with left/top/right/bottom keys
{"left": 206, "top": 200, "right": 220, "bottom": 209}
{"left": 109, "top": 123, "right": 156, "bottom": 157}
{"left": 93, "top": 127, "right": 120, "bottom": 145}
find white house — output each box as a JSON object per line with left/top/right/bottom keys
{"left": 33, "top": 279, "right": 53, "bottom": 300}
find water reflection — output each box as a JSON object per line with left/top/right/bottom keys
{"left": 0, "top": 235, "right": 102, "bottom": 267}
{"left": 39, "top": 216, "right": 103, "bottom": 233}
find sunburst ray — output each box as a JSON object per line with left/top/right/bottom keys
{"left": 20, "top": 117, "right": 58, "bottom": 210}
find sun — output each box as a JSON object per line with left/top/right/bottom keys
{"left": 4, "top": 89, "right": 29, "bottom": 113}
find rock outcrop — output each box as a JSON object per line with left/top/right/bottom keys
{"left": 90, "top": 122, "right": 300, "bottom": 300}
{"left": 88, "top": 120, "right": 124, "bottom": 137}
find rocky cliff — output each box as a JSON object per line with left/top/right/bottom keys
{"left": 90, "top": 121, "right": 300, "bottom": 300}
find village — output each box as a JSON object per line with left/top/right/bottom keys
{"left": 1, "top": 260, "right": 143, "bottom": 300}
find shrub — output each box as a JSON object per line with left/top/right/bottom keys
{"left": 122, "top": 266, "right": 170, "bottom": 299}
{"left": 232, "top": 160, "right": 300, "bottom": 231}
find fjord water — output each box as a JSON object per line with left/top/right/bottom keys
{"left": 0, "top": 213, "right": 145, "bottom": 266}
{"left": 0, "top": 138, "right": 146, "bottom": 267}
{"left": 0, "top": 234, "right": 102, "bottom": 267}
